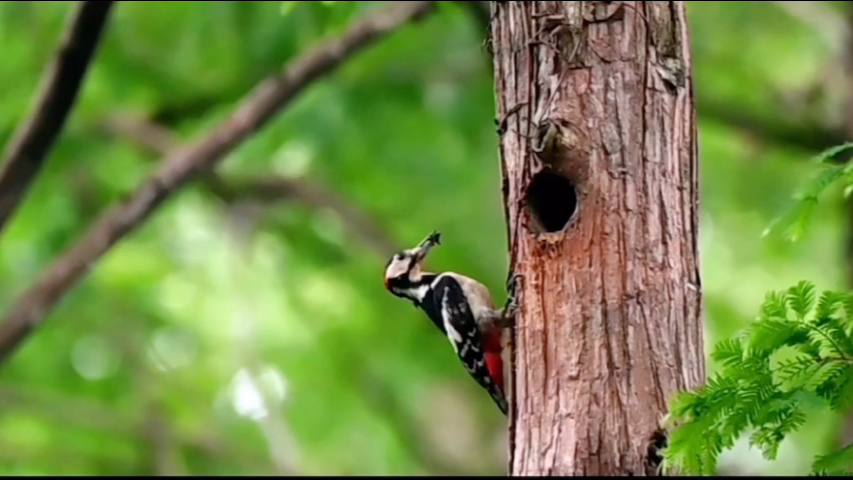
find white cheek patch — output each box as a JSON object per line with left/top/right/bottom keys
{"left": 385, "top": 259, "right": 409, "bottom": 280}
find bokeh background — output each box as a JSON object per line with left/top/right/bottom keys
{"left": 0, "top": 1, "right": 850, "bottom": 475}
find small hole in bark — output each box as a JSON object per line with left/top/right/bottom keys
{"left": 525, "top": 170, "right": 577, "bottom": 233}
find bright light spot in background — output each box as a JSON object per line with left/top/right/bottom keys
{"left": 218, "top": 366, "right": 290, "bottom": 421}
{"left": 157, "top": 274, "right": 199, "bottom": 314}
{"left": 230, "top": 369, "right": 268, "bottom": 421}
{"left": 717, "top": 433, "right": 803, "bottom": 475}
{"left": 71, "top": 335, "right": 121, "bottom": 381}
{"left": 272, "top": 141, "right": 313, "bottom": 178}
{"left": 146, "top": 327, "right": 199, "bottom": 372}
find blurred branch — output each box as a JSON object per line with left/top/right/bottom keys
{"left": 772, "top": 1, "right": 847, "bottom": 54}
{"left": 209, "top": 177, "right": 399, "bottom": 257}
{"left": 0, "top": 382, "right": 129, "bottom": 435}
{"left": 142, "top": 402, "right": 186, "bottom": 476}
{"left": 120, "top": 328, "right": 187, "bottom": 476}
{"left": 100, "top": 114, "right": 401, "bottom": 257}
{"left": 0, "top": 1, "right": 114, "bottom": 236}
{"left": 0, "top": 379, "right": 267, "bottom": 469}
{"left": 0, "top": 1, "right": 433, "bottom": 364}
{"left": 698, "top": 98, "right": 847, "bottom": 152}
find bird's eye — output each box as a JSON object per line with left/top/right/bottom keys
{"left": 393, "top": 253, "right": 402, "bottom": 261}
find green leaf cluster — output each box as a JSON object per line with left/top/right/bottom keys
{"left": 764, "top": 143, "right": 853, "bottom": 242}
{"left": 663, "top": 281, "right": 853, "bottom": 475}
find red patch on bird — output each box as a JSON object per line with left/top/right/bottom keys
{"left": 485, "top": 352, "right": 504, "bottom": 391}
{"left": 482, "top": 330, "right": 504, "bottom": 391}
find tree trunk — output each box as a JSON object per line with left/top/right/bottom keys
{"left": 490, "top": 1, "right": 705, "bottom": 475}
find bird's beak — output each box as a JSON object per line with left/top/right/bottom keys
{"left": 413, "top": 230, "right": 441, "bottom": 263}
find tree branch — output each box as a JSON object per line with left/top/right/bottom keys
{"left": 99, "top": 114, "right": 401, "bottom": 257}
{"left": 0, "top": 1, "right": 114, "bottom": 236}
{"left": 698, "top": 98, "right": 847, "bottom": 152}
{"left": 208, "top": 175, "right": 400, "bottom": 257}
{"left": 772, "top": 1, "right": 847, "bottom": 55}
{"left": 0, "top": 1, "right": 434, "bottom": 364}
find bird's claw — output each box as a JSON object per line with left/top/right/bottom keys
{"left": 503, "top": 274, "right": 522, "bottom": 323}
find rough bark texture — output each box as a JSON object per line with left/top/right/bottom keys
{"left": 490, "top": 1, "right": 704, "bottom": 475}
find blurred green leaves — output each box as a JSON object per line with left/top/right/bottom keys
{"left": 764, "top": 143, "right": 853, "bottom": 242}
{"left": 0, "top": 0, "right": 850, "bottom": 476}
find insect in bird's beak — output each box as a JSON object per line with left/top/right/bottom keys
{"left": 413, "top": 230, "right": 441, "bottom": 263}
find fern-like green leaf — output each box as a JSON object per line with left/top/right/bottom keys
{"left": 813, "top": 442, "right": 853, "bottom": 475}
{"left": 843, "top": 294, "right": 853, "bottom": 329}
{"left": 777, "top": 356, "right": 823, "bottom": 386}
{"left": 801, "top": 165, "right": 845, "bottom": 197}
{"left": 666, "top": 282, "right": 853, "bottom": 476}
{"left": 821, "top": 318, "right": 853, "bottom": 356}
{"left": 829, "top": 364, "right": 853, "bottom": 412}
{"left": 762, "top": 291, "right": 790, "bottom": 320}
{"left": 816, "top": 142, "right": 853, "bottom": 164}
{"left": 809, "top": 319, "right": 853, "bottom": 357}
{"left": 796, "top": 338, "right": 824, "bottom": 359}
{"left": 788, "top": 281, "right": 817, "bottom": 321}
{"left": 817, "top": 291, "right": 848, "bottom": 321}
{"left": 712, "top": 339, "right": 744, "bottom": 368}
{"left": 816, "top": 363, "right": 850, "bottom": 402}
{"left": 750, "top": 425, "right": 785, "bottom": 461}
{"left": 667, "top": 390, "right": 705, "bottom": 421}
{"left": 747, "top": 319, "right": 809, "bottom": 355}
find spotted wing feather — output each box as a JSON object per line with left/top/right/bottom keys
{"left": 431, "top": 275, "right": 508, "bottom": 415}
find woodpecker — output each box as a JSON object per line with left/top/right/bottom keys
{"left": 383, "top": 231, "right": 519, "bottom": 415}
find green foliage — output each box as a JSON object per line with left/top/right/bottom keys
{"left": 0, "top": 0, "right": 849, "bottom": 475}
{"left": 281, "top": 1, "right": 336, "bottom": 16}
{"left": 764, "top": 143, "right": 853, "bottom": 242}
{"left": 663, "top": 281, "right": 853, "bottom": 475}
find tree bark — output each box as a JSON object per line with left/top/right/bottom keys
{"left": 490, "top": 1, "right": 704, "bottom": 475}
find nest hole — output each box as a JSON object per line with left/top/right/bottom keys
{"left": 525, "top": 170, "right": 577, "bottom": 233}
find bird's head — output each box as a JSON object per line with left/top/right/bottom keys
{"left": 383, "top": 230, "right": 441, "bottom": 294}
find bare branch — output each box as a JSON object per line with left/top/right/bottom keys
{"left": 208, "top": 176, "right": 400, "bottom": 257}
{"left": 772, "top": 1, "right": 847, "bottom": 55}
{"left": 0, "top": 1, "right": 114, "bottom": 236}
{"left": 0, "top": 1, "right": 434, "bottom": 364}
{"left": 100, "top": 114, "right": 401, "bottom": 257}
{"left": 698, "top": 98, "right": 847, "bottom": 152}
{"left": 101, "top": 114, "right": 180, "bottom": 156}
